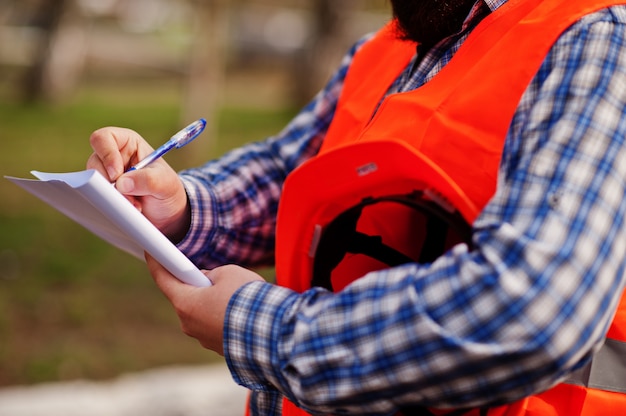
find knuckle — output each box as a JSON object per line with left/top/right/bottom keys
{"left": 89, "top": 128, "right": 108, "bottom": 147}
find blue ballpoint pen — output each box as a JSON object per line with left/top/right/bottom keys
{"left": 127, "top": 118, "right": 207, "bottom": 172}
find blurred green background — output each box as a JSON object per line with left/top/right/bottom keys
{"left": 0, "top": 0, "right": 387, "bottom": 387}
{"left": 0, "top": 78, "right": 296, "bottom": 387}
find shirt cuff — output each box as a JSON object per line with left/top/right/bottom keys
{"left": 176, "top": 175, "right": 218, "bottom": 261}
{"left": 224, "top": 280, "right": 299, "bottom": 392}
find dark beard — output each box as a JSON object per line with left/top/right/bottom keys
{"left": 390, "top": 0, "right": 477, "bottom": 49}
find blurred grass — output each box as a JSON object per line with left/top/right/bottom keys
{"left": 0, "top": 75, "right": 296, "bottom": 386}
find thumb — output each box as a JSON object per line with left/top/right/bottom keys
{"left": 115, "top": 169, "right": 157, "bottom": 197}
{"left": 115, "top": 174, "right": 137, "bottom": 194}
{"left": 115, "top": 161, "right": 181, "bottom": 201}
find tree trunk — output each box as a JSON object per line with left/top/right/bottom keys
{"left": 180, "top": 0, "right": 229, "bottom": 163}
{"left": 291, "top": 0, "right": 358, "bottom": 106}
{"left": 22, "top": 0, "right": 86, "bottom": 103}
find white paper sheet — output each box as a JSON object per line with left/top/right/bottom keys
{"left": 5, "top": 169, "right": 211, "bottom": 287}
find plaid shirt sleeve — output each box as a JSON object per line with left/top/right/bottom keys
{"left": 224, "top": 6, "right": 626, "bottom": 416}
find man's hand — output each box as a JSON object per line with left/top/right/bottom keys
{"left": 145, "top": 253, "right": 265, "bottom": 355}
{"left": 87, "top": 127, "right": 190, "bottom": 241}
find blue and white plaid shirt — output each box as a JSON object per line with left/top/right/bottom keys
{"left": 178, "top": 1, "right": 626, "bottom": 415}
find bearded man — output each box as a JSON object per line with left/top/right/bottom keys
{"left": 88, "top": 0, "right": 626, "bottom": 415}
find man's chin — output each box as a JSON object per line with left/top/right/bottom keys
{"left": 390, "top": 0, "right": 477, "bottom": 47}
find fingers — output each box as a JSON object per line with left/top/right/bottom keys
{"left": 88, "top": 126, "right": 181, "bottom": 198}
{"left": 144, "top": 255, "right": 264, "bottom": 355}
{"left": 87, "top": 127, "right": 153, "bottom": 181}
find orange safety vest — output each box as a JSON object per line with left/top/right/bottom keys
{"left": 267, "top": 0, "right": 626, "bottom": 415}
